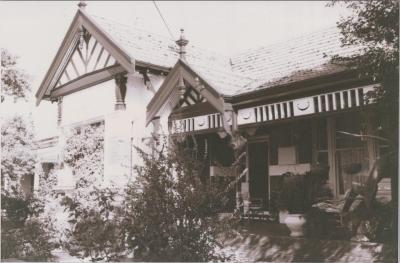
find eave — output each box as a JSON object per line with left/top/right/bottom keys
{"left": 49, "top": 64, "right": 125, "bottom": 99}
{"left": 231, "top": 69, "right": 370, "bottom": 108}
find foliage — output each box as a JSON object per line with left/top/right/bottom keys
{"left": 353, "top": 200, "right": 394, "bottom": 243}
{"left": 330, "top": 0, "right": 399, "bottom": 201}
{"left": 1, "top": 53, "right": 56, "bottom": 261}
{"left": 36, "top": 165, "right": 73, "bottom": 246}
{"left": 61, "top": 187, "right": 126, "bottom": 262}
{"left": 306, "top": 195, "right": 394, "bottom": 242}
{"left": 278, "top": 172, "right": 332, "bottom": 214}
{"left": 123, "top": 140, "right": 237, "bottom": 261}
{"left": 63, "top": 122, "right": 104, "bottom": 190}
{"left": 35, "top": 165, "right": 58, "bottom": 198}
{"left": 58, "top": 122, "right": 119, "bottom": 261}
{"left": 1, "top": 192, "right": 56, "bottom": 261}
{"left": 1, "top": 48, "right": 31, "bottom": 102}
{"left": 329, "top": 0, "right": 398, "bottom": 245}
{"left": 1, "top": 115, "right": 36, "bottom": 193}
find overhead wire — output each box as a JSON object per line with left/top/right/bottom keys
{"left": 152, "top": 1, "right": 175, "bottom": 40}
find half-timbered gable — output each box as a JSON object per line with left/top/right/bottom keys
{"left": 36, "top": 9, "right": 136, "bottom": 105}
{"left": 55, "top": 28, "right": 117, "bottom": 88}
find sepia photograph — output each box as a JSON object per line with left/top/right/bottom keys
{"left": 1, "top": 1, "right": 398, "bottom": 262}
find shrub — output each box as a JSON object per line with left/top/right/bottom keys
{"left": 61, "top": 187, "right": 126, "bottom": 262}
{"left": 1, "top": 115, "right": 35, "bottom": 194}
{"left": 278, "top": 171, "right": 332, "bottom": 214}
{"left": 123, "top": 140, "right": 237, "bottom": 261}
{"left": 1, "top": 192, "right": 56, "bottom": 261}
{"left": 1, "top": 115, "right": 56, "bottom": 261}
{"left": 63, "top": 122, "right": 104, "bottom": 189}
{"left": 59, "top": 122, "right": 126, "bottom": 261}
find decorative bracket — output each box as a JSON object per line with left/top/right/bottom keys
{"left": 114, "top": 73, "right": 127, "bottom": 110}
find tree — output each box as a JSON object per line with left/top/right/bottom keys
{"left": 330, "top": 0, "right": 398, "bottom": 151}
{"left": 330, "top": 0, "right": 398, "bottom": 244}
{"left": 123, "top": 139, "right": 237, "bottom": 261}
{"left": 1, "top": 51, "right": 57, "bottom": 261}
{"left": 1, "top": 48, "right": 31, "bottom": 103}
{"left": 1, "top": 115, "right": 36, "bottom": 194}
{"left": 1, "top": 116, "right": 57, "bottom": 261}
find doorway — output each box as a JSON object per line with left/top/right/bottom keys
{"left": 248, "top": 139, "right": 269, "bottom": 210}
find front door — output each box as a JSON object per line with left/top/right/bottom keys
{"left": 248, "top": 141, "right": 269, "bottom": 210}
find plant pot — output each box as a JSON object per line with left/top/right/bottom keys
{"left": 279, "top": 210, "right": 288, "bottom": 224}
{"left": 284, "top": 213, "right": 306, "bottom": 237}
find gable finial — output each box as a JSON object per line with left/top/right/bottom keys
{"left": 78, "top": 1, "right": 87, "bottom": 9}
{"left": 175, "top": 28, "right": 189, "bottom": 61}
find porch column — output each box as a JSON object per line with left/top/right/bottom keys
{"left": 57, "top": 97, "right": 63, "bottom": 126}
{"left": 365, "top": 119, "right": 378, "bottom": 171}
{"left": 311, "top": 120, "right": 318, "bottom": 165}
{"left": 327, "top": 116, "right": 338, "bottom": 197}
{"left": 114, "top": 73, "right": 127, "bottom": 110}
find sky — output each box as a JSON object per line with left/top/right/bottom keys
{"left": 0, "top": 1, "right": 350, "bottom": 138}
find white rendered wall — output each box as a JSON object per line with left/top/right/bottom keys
{"left": 54, "top": 81, "right": 114, "bottom": 190}
{"left": 37, "top": 72, "right": 165, "bottom": 190}
{"left": 62, "top": 79, "right": 115, "bottom": 126}
{"left": 103, "top": 72, "right": 164, "bottom": 186}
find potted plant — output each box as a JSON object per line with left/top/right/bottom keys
{"left": 278, "top": 170, "right": 334, "bottom": 237}
{"left": 277, "top": 172, "right": 312, "bottom": 237}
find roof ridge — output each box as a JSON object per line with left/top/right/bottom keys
{"left": 90, "top": 14, "right": 176, "bottom": 41}
{"left": 90, "top": 13, "right": 232, "bottom": 66}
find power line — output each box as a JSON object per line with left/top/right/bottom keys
{"left": 152, "top": 1, "right": 175, "bottom": 40}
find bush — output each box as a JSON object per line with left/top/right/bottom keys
{"left": 1, "top": 192, "right": 56, "bottom": 261}
{"left": 63, "top": 122, "right": 104, "bottom": 189}
{"left": 123, "top": 141, "right": 237, "bottom": 261}
{"left": 278, "top": 171, "right": 332, "bottom": 214}
{"left": 61, "top": 187, "right": 126, "bottom": 262}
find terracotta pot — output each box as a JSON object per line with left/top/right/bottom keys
{"left": 284, "top": 214, "right": 306, "bottom": 237}
{"left": 279, "top": 210, "right": 288, "bottom": 224}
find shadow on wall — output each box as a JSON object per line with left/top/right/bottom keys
{"left": 219, "top": 224, "right": 397, "bottom": 262}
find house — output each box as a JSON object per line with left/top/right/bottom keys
{"left": 34, "top": 3, "right": 391, "bottom": 214}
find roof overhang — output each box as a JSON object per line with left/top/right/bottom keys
{"left": 146, "top": 59, "right": 231, "bottom": 126}
{"left": 35, "top": 9, "right": 135, "bottom": 105}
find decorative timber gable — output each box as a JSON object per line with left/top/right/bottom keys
{"left": 35, "top": 9, "right": 135, "bottom": 105}
{"left": 55, "top": 27, "right": 117, "bottom": 88}
{"left": 146, "top": 59, "right": 228, "bottom": 125}
{"left": 175, "top": 85, "right": 207, "bottom": 109}
{"left": 146, "top": 59, "right": 235, "bottom": 135}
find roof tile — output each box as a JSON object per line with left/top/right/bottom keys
{"left": 90, "top": 14, "right": 361, "bottom": 97}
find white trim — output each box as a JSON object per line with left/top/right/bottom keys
{"left": 237, "top": 85, "right": 377, "bottom": 126}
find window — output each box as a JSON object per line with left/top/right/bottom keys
{"left": 269, "top": 121, "right": 312, "bottom": 166}
{"left": 335, "top": 114, "right": 369, "bottom": 195}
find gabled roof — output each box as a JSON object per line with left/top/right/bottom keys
{"left": 146, "top": 59, "right": 232, "bottom": 125}
{"left": 37, "top": 9, "right": 362, "bottom": 106}
{"left": 91, "top": 15, "right": 255, "bottom": 96}
{"left": 35, "top": 9, "right": 136, "bottom": 105}
{"left": 230, "top": 27, "right": 361, "bottom": 95}
{"left": 82, "top": 16, "right": 361, "bottom": 96}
